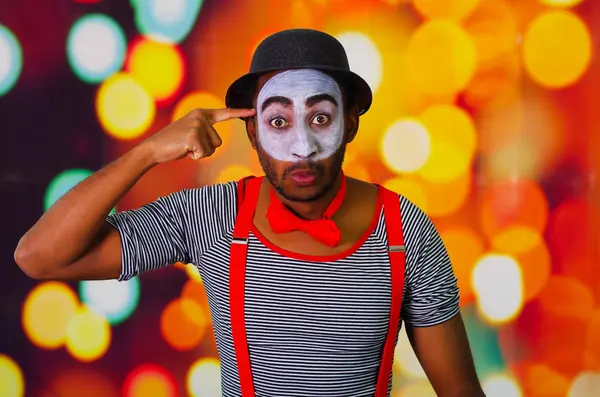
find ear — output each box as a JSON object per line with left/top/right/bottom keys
{"left": 245, "top": 116, "right": 258, "bottom": 150}
{"left": 345, "top": 105, "right": 360, "bottom": 143}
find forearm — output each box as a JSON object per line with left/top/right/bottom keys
{"left": 15, "top": 144, "right": 156, "bottom": 273}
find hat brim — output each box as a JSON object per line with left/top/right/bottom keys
{"left": 225, "top": 66, "right": 373, "bottom": 116}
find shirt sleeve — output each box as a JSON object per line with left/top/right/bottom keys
{"left": 400, "top": 196, "right": 460, "bottom": 327}
{"left": 105, "top": 182, "right": 238, "bottom": 281}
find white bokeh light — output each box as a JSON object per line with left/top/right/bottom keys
{"left": 336, "top": 32, "right": 383, "bottom": 94}
{"left": 67, "top": 14, "right": 126, "bottom": 83}
{"left": 568, "top": 371, "right": 600, "bottom": 397}
{"left": 381, "top": 119, "right": 431, "bottom": 174}
{"left": 482, "top": 373, "right": 523, "bottom": 397}
{"left": 79, "top": 277, "right": 140, "bottom": 325}
{"left": 151, "top": 0, "right": 187, "bottom": 23}
{"left": 187, "top": 358, "right": 222, "bottom": 397}
{"left": 472, "top": 254, "right": 524, "bottom": 325}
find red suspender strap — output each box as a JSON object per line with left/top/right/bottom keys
{"left": 230, "top": 176, "right": 263, "bottom": 397}
{"left": 374, "top": 187, "right": 407, "bottom": 397}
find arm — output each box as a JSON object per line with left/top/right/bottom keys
{"left": 401, "top": 199, "right": 484, "bottom": 397}
{"left": 406, "top": 314, "right": 484, "bottom": 397}
{"left": 14, "top": 146, "right": 154, "bottom": 280}
{"left": 14, "top": 107, "right": 255, "bottom": 281}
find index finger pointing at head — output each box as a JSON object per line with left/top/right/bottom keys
{"left": 209, "top": 108, "right": 256, "bottom": 124}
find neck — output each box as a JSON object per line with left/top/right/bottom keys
{"left": 274, "top": 174, "right": 343, "bottom": 220}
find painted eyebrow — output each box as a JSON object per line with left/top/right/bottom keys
{"left": 306, "top": 94, "right": 338, "bottom": 108}
{"left": 261, "top": 96, "right": 292, "bottom": 112}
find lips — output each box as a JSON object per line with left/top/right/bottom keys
{"left": 289, "top": 169, "right": 317, "bottom": 185}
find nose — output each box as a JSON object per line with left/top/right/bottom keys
{"left": 291, "top": 128, "right": 318, "bottom": 159}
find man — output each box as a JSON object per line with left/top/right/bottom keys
{"left": 15, "top": 29, "right": 484, "bottom": 396}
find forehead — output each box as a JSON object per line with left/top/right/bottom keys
{"left": 254, "top": 69, "right": 342, "bottom": 106}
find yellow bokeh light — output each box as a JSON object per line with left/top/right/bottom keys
{"left": 412, "top": 0, "right": 481, "bottom": 21}
{"left": 417, "top": 105, "right": 477, "bottom": 182}
{"left": 482, "top": 373, "right": 523, "bottom": 397}
{"left": 0, "top": 354, "right": 24, "bottom": 397}
{"left": 187, "top": 358, "right": 221, "bottom": 397}
{"left": 540, "top": 0, "right": 584, "bottom": 7}
{"left": 394, "top": 327, "right": 426, "bottom": 378}
{"left": 383, "top": 177, "right": 428, "bottom": 212}
{"left": 65, "top": 306, "right": 111, "bottom": 362}
{"left": 96, "top": 72, "right": 156, "bottom": 140}
{"left": 185, "top": 263, "right": 202, "bottom": 282}
{"left": 523, "top": 10, "right": 592, "bottom": 88}
{"left": 215, "top": 164, "right": 253, "bottom": 184}
{"left": 406, "top": 20, "right": 477, "bottom": 96}
{"left": 127, "top": 39, "right": 185, "bottom": 103}
{"left": 22, "top": 281, "right": 79, "bottom": 350}
{"left": 386, "top": 171, "right": 471, "bottom": 218}
{"left": 381, "top": 119, "right": 430, "bottom": 174}
{"left": 472, "top": 253, "right": 524, "bottom": 325}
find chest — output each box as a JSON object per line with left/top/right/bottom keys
{"left": 241, "top": 237, "right": 392, "bottom": 349}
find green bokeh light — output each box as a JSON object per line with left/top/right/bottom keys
{"left": 44, "top": 169, "right": 116, "bottom": 214}
{"left": 0, "top": 24, "right": 23, "bottom": 96}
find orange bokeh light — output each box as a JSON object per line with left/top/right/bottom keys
{"left": 383, "top": 177, "right": 428, "bottom": 214}
{"left": 439, "top": 226, "right": 484, "bottom": 305}
{"left": 160, "top": 298, "right": 208, "bottom": 351}
{"left": 491, "top": 225, "right": 551, "bottom": 301}
{"left": 123, "top": 364, "right": 177, "bottom": 397}
{"left": 508, "top": 361, "right": 570, "bottom": 397}
{"left": 584, "top": 311, "right": 600, "bottom": 372}
{"left": 479, "top": 178, "right": 549, "bottom": 238}
{"left": 343, "top": 160, "right": 370, "bottom": 181}
{"left": 500, "top": 276, "right": 595, "bottom": 377}
{"left": 538, "top": 276, "right": 595, "bottom": 321}
{"left": 420, "top": 171, "right": 472, "bottom": 218}
{"left": 463, "top": 0, "right": 519, "bottom": 68}
{"left": 181, "top": 280, "right": 212, "bottom": 317}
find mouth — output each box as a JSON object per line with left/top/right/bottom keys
{"left": 289, "top": 169, "right": 317, "bottom": 185}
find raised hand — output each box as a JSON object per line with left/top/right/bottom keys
{"left": 141, "top": 107, "right": 256, "bottom": 164}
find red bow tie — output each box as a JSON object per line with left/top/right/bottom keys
{"left": 266, "top": 175, "right": 347, "bottom": 247}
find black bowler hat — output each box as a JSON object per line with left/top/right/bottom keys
{"left": 225, "top": 29, "right": 373, "bottom": 115}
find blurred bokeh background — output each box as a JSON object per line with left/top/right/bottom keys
{"left": 1, "top": 0, "right": 599, "bottom": 396}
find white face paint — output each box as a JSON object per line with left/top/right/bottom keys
{"left": 256, "top": 69, "right": 344, "bottom": 163}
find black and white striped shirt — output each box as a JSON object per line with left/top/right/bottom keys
{"left": 106, "top": 181, "right": 460, "bottom": 397}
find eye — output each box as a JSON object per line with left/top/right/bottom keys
{"left": 269, "top": 117, "right": 289, "bottom": 128}
{"left": 312, "top": 114, "right": 329, "bottom": 125}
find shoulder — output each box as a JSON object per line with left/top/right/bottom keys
{"left": 174, "top": 180, "right": 240, "bottom": 203}
{"left": 384, "top": 190, "right": 442, "bottom": 256}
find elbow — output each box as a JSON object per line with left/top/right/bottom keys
{"left": 14, "top": 238, "right": 54, "bottom": 280}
